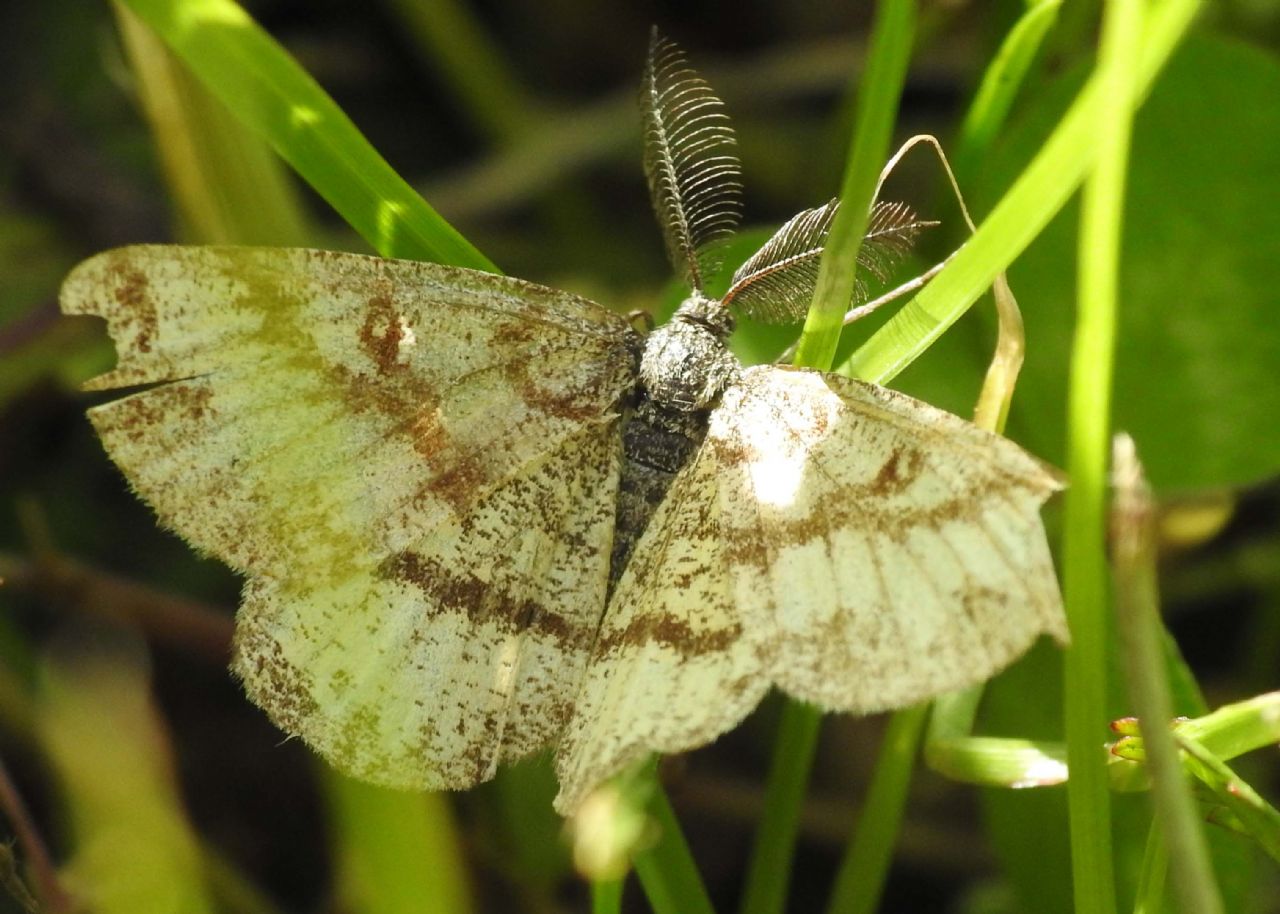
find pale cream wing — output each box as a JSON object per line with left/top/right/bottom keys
{"left": 61, "top": 246, "right": 637, "bottom": 789}
{"left": 234, "top": 422, "right": 620, "bottom": 788}
{"left": 554, "top": 438, "right": 773, "bottom": 814}
{"left": 554, "top": 364, "right": 1065, "bottom": 813}
{"left": 713, "top": 365, "right": 1066, "bottom": 712}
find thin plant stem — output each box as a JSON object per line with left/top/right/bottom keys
{"left": 739, "top": 5, "right": 919, "bottom": 911}
{"left": 1112, "top": 436, "right": 1223, "bottom": 914}
{"left": 825, "top": 704, "right": 929, "bottom": 914}
{"left": 794, "top": 0, "right": 917, "bottom": 370}
{"left": 739, "top": 702, "right": 822, "bottom": 914}
{"left": 633, "top": 787, "right": 717, "bottom": 914}
{"left": 591, "top": 877, "right": 624, "bottom": 914}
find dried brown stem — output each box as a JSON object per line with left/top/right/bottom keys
{"left": 0, "top": 755, "right": 76, "bottom": 913}
{"left": 0, "top": 551, "right": 233, "bottom": 663}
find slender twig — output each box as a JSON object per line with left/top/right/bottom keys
{"left": 0, "top": 550, "right": 233, "bottom": 662}
{"left": 0, "top": 755, "right": 75, "bottom": 912}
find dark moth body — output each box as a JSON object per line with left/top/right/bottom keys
{"left": 610, "top": 295, "right": 740, "bottom": 589}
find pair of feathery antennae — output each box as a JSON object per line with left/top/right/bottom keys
{"left": 641, "top": 29, "right": 934, "bottom": 324}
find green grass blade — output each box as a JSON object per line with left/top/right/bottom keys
{"left": 324, "top": 771, "right": 474, "bottom": 914}
{"left": 1178, "top": 735, "right": 1280, "bottom": 863}
{"left": 1060, "top": 2, "right": 1147, "bottom": 911}
{"left": 927, "top": 736, "right": 1069, "bottom": 788}
{"left": 1132, "top": 824, "right": 1168, "bottom": 914}
{"left": 825, "top": 704, "right": 929, "bottom": 914}
{"left": 744, "top": 6, "right": 917, "bottom": 911}
{"left": 953, "top": 0, "right": 1063, "bottom": 179}
{"left": 591, "top": 877, "right": 624, "bottom": 914}
{"left": 837, "top": 0, "right": 1203, "bottom": 386}
{"left": 115, "top": 0, "right": 495, "bottom": 269}
{"left": 793, "top": 0, "right": 917, "bottom": 370}
{"left": 1177, "top": 691, "right": 1280, "bottom": 760}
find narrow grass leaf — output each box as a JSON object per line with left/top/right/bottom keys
{"left": 324, "top": 771, "right": 474, "bottom": 914}
{"left": 739, "top": 701, "right": 822, "bottom": 914}
{"left": 825, "top": 704, "right": 929, "bottom": 914}
{"left": 1062, "top": 2, "right": 1149, "bottom": 911}
{"left": 633, "top": 786, "right": 717, "bottom": 914}
{"left": 745, "top": 5, "right": 917, "bottom": 913}
{"left": 1112, "top": 435, "right": 1223, "bottom": 914}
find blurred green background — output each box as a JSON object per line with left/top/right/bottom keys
{"left": 2, "top": 1, "right": 1279, "bottom": 912}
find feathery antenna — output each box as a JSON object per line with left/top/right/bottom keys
{"left": 641, "top": 29, "right": 742, "bottom": 293}
{"left": 722, "top": 200, "right": 934, "bottom": 323}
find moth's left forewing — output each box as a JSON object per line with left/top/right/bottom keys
{"left": 714, "top": 365, "right": 1067, "bottom": 712}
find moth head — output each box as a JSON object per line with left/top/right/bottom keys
{"left": 639, "top": 294, "right": 739, "bottom": 412}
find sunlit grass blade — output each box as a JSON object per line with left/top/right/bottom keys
{"left": 1176, "top": 691, "right": 1280, "bottom": 759}
{"left": 114, "top": 0, "right": 495, "bottom": 269}
{"left": 112, "top": 2, "right": 309, "bottom": 246}
{"left": 1061, "top": 2, "right": 1147, "bottom": 911}
{"left": 741, "top": 6, "right": 917, "bottom": 914}
{"left": 793, "top": 0, "right": 916, "bottom": 371}
{"left": 927, "top": 736, "right": 1069, "bottom": 788}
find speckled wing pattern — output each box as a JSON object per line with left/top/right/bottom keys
{"left": 555, "top": 365, "right": 1066, "bottom": 812}
{"left": 61, "top": 246, "right": 638, "bottom": 789}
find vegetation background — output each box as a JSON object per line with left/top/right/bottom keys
{"left": 0, "top": 1, "right": 1278, "bottom": 912}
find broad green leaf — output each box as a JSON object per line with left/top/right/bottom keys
{"left": 987, "top": 35, "right": 1280, "bottom": 492}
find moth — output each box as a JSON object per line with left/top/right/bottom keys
{"left": 61, "top": 32, "right": 1067, "bottom": 813}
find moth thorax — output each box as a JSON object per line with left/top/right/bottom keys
{"left": 638, "top": 294, "right": 739, "bottom": 413}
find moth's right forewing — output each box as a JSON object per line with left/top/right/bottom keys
{"left": 714, "top": 366, "right": 1067, "bottom": 714}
